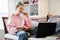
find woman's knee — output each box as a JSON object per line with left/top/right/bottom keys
{"left": 20, "top": 31, "right": 26, "bottom": 34}
{"left": 16, "top": 31, "right": 26, "bottom": 36}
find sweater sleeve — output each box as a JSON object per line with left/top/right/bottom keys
{"left": 24, "top": 16, "right": 32, "bottom": 29}
{"left": 6, "top": 14, "right": 17, "bottom": 34}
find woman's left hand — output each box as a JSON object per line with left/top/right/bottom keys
{"left": 16, "top": 26, "right": 24, "bottom": 31}
{"left": 23, "top": 26, "right": 29, "bottom": 30}
{"left": 23, "top": 26, "right": 34, "bottom": 30}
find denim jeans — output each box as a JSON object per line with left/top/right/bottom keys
{"left": 16, "top": 31, "right": 28, "bottom": 40}
{"left": 32, "top": 27, "right": 37, "bottom": 35}
{"left": 15, "top": 27, "right": 37, "bottom": 40}
{"left": 26, "top": 27, "right": 37, "bottom": 35}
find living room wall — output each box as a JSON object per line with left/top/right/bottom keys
{"left": 39, "top": 0, "right": 48, "bottom": 17}
{"left": 48, "top": 0, "right": 60, "bottom": 15}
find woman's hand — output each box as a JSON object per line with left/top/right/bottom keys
{"left": 16, "top": 26, "right": 23, "bottom": 31}
{"left": 23, "top": 26, "right": 34, "bottom": 30}
{"left": 23, "top": 26, "right": 29, "bottom": 30}
{"left": 16, "top": 26, "right": 23, "bottom": 29}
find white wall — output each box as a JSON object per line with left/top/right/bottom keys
{"left": 0, "top": 0, "right": 8, "bottom": 13}
{"left": 48, "top": 0, "right": 60, "bottom": 15}
{"left": 39, "top": 0, "right": 48, "bottom": 17}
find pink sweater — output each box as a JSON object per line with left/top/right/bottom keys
{"left": 6, "top": 14, "right": 32, "bottom": 35}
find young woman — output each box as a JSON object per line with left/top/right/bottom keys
{"left": 6, "top": 2, "right": 32, "bottom": 40}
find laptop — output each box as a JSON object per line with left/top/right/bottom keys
{"left": 36, "top": 23, "right": 56, "bottom": 38}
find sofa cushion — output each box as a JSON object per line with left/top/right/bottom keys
{"left": 5, "top": 33, "right": 18, "bottom": 40}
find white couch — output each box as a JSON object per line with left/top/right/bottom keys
{"left": 2, "top": 17, "right": 58, "bottom": 40}
{"left": 5, "top": 33, "right": 58, "bottom": 40}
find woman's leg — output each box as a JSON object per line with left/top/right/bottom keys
{"left": 16, "top": 31, "right": 28, "bottom": 40}
{"left": 32, "top": 27, "right": 38, "bottom": 35}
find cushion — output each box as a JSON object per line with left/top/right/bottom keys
{"left": 32, "top": 21, "right": 39, "bottom": 27}
{"left": 5, "top": 33, "right": 18, "bottom": 40}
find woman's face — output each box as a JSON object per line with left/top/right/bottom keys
{"left": 16, "top": 5, "right": 24, "bottom": 13}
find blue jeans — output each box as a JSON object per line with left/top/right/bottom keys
{"left": 26, "top": 27, "right": 37, "bottom": 35}
{"left": 16, "top": 31, "right": 28, "bottom": 40}
{"left": 32, "top": 27, "right": 37, "bottom": 35}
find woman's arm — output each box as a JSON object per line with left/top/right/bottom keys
{"left": 6, "top": 14, "right": 18, "bottom": 34}
{"left": 24, "top": 16, "right": 33, "bottom": 29}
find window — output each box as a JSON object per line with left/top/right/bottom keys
{"left": 24, "top": 0, "right": 39, "bottom": 18}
